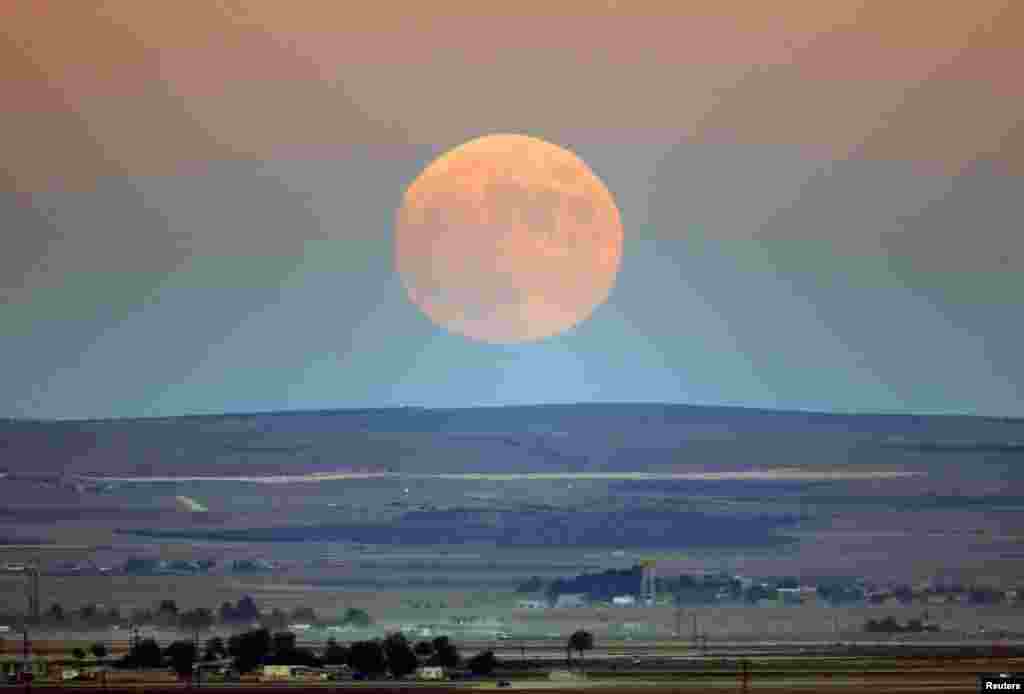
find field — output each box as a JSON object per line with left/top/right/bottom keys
{"left": 3, "top": 403, "right": 1024, "bottom": 642}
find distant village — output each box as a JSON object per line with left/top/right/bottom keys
{"left": 529, "top": 567, "right": 1019, "bottom": 609}
{"left": 2, "top": 560, "right": 1019, "bottom": 634}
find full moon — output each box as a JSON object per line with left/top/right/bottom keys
{"left": 394, "top": 134, "right": 623, "bottom": 343}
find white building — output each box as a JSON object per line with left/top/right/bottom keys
{"left": 517, "top": 600, "right": 546, "bottom": 609}
{"left": 416, "top": 666, "right": 446, "bottom": 680}
{"left": 555, "top": 593, "right": 587, "bottom": 608}
{"left": 549, "top": 670, "right": 585, "bottom": 681}
{"left": 612, "top": 595, "right": 636, "bottom": 607}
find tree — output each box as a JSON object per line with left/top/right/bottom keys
{"left": 430, "top": 636, "right": 460, "bottom": 668}
{"left": 203, "top": 637, "right": 226, "bottom": 662}
{"left": 272, "top": 631, "right": 297, "bottom": 655}
{"left": 235, "top": 596, "right": 260, "bottom": 622}
{"left": 180, "top": 608, "right": 214, "bottom": 634}
{"left": 323, "top": 638, "right": 349, "bottom": 666}
{"left": 130, "top": 608, "right": 154, "bottom": 625}
{"left": 342, "top": 607, "right": 371, "bottom": 627}
{"left": 72, "top": 647, "right": 86, "bottom": 662}
{"left": 568, "top": 630, "right": 593, "bottom": 673}
{"left": 228, "top": 628, "right": 271, "bottom": 673}
{"left": 90, "top": 643, "right": 108, "bottom": 661}
{"left": 263, "top": 608, "right": 288, "bottom": 631}
{"left": 516, "top": 576, "right": 544, "bottom": 593}
{"left": 165, "top": 641, "right": 197, "bottom": 680}
{"left": 290, "top": 606, "right": 317, "bottom": 624}
{"left": 467, "top": 650, "right": 498, "bottom": 676}
{"left": 156, "top": 600, "right": 179, "bottom": 628}
{"left": 348, "top": 640, "right": 386, "bottom": 677}
{"left": 157, "top": 599, "right": 179, "bottom": 616}
{"left": 124, "top": 638, "right": 163, "bottom": 669}
{"left": 383, "top": 632, "right": 418, "bottom": 679}
{"left": 218, "top": 602, "right": 237, "bottom": 623}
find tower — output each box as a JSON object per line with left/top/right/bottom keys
{"left": 639, "top": 559, "right": 656, "bottom": 606}
{"left": 24, "top": 563, "right": 40, "bottom": 623}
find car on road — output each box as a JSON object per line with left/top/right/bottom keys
{"left": 497, "top": 680, "right": 511, "bottom": 687}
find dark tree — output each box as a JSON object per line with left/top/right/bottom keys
{"left": 290, "top": 606, "right": 318, "bottom": 624}
{"left": 203, "top": 636, "right": 226, "bottom": 662}
{"left": 745, "top": 585, "right": 777, "bottom": 604}
{"left": 262, "top": 608, "right": 287, "bottom": 631}
{"left": 568, "top": 630, "right": 593, "bottom": 672}
{"left": 72, "top": 648, "right": 86, "bottom": 661}
{"left": 235, "top": 596, "right": 260, "bottom": 622}
{"left": 516, "top": 576, "right": 544, "bottom": 593}
{"left": 165, "top": 641, "right": 197, "bottom": 679}
{"left": 272, "top": 631, "right": 297, "bottom": 654}
{"left": 383, "top": 632, "right": 418, "bottom": 679}
{"left": 126, "top": 638, "right": 163, "bottom": 669}
{"left": 342, "top": 607, "right": 371, "bottom": 627}
{"left": 157, "top": 599, "right": 178, "bottom": 616}
{"left": 467, "top": 650, "right": 498, "bottom": 676}
{"left": 348, "top": 640, "right": 387, "bottom": 677}
{"left": 430, "top": 636, "right": 460, "bottom": 668}
{"left": 413, "top": 640, "right": 434, "bottom": 659}
{"left": 218, "top": 602, "right": 237, "bottom": 623}
{"left": 227, "top": 628, "right": 271, "bottom": 673}
{"left": 323, "top": 638, "right": 349, "bottom": 666}
{"left": 180, "top": 608, "right": 214, "bottom": 633}
{"left": 130, "top": 608, "right": 154, "bottom": 625}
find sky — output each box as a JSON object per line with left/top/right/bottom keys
{"left": 2, "top": 0, "right": 1022, "bottom": 420}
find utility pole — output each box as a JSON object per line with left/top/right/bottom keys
{"left": 21, "top": 622, "right": 32, "bottom": 690}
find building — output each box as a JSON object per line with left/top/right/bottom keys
{"left": 517, "top": 600, "right": 546, "bottom": 609}
{"left": 777, "top": 588, "right": 803, "bottom": 606}
{"left": 612, "top": 595, "right": 636, "bottom": 607}
{"left": 0, "top": 657, "right": 49, "bottom": 680}
{"left": 416, "top": 666, "right": 446, "bottom": 680}
{"left": 555, "top": 593, "right": 587, "bottom": 608}
{"left": 261, "top": 665, "right": 291, "bottom": 681}
{"left": 549, "top": 670, "right": 585, "bottom": 681}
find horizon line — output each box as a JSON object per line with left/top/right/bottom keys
{"left": 4, "top": 400, "right": 1023, "bottom": 426}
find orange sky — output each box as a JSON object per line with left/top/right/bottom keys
{"left": 3, "top": 0, "right": 1021, "bottom": 189}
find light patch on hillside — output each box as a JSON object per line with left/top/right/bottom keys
{"left": 84, "top": 468, "right": 922, "bottom": 484}
{"left": 175, "top": 495, "right": 208, "bottom": 512}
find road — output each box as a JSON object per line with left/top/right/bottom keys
{"left": 0, "top": 678, "right": 992, "bottom": 693}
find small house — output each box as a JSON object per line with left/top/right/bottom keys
{"left": 415, "top": 666, "right": 447, "bottom": 680}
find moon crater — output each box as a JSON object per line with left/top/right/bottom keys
{"left": 394, "top": 133, "right": 623, "bottom": 344}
